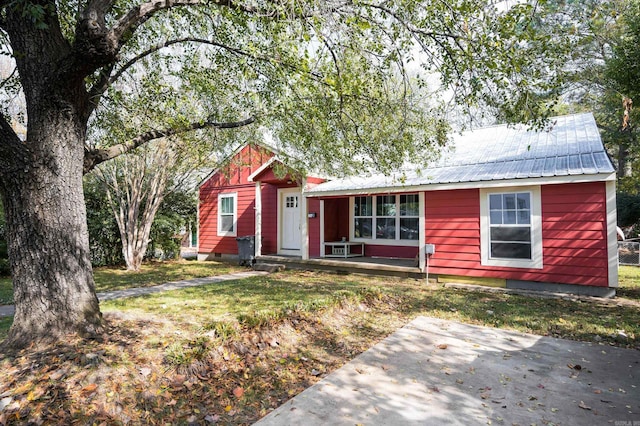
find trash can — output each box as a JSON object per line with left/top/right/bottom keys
{"left": 236, "top": 235, "right": 255, "bottom": 266}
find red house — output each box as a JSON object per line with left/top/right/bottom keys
{"left": 198, "top": 113, "right": 618, "bottom": 297}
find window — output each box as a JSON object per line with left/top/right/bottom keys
{"left": 218, "top": 193, "right": 237, "bottom": 237}
{"left": 352, "top": 194, "right": 420, "bottom": 243}
{"left": 480, "top": 187, "right": 542, "bottom": 269}
{"left": 489, "top": 192, "right": 532, "bottom": 259}
{"left": 400, "top": 194, "right": 420, "bottom": 240}
{"left": 354, "top": 196, "right": 373, "bottom": 238}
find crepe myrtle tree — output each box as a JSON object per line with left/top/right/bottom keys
{"left": 0, "top": 0, "right": 570, "bottom": 348}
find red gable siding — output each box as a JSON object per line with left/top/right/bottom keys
{"left": 199, "top": 144, "right": 273, "bottom": 255}
{"left": 427, "top": 182, "right": 609, "bottom": 287}
{"left": 308, "top": 198, "right": 321, "bottom": 257}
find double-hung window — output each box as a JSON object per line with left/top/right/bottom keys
{"left": 354, "top": 196, "right": 373, "bottom": 238}
{"left": 218, "top": 193, "right": 237, "bottom": 237}
{"left": 480, "top": 187, "right": 542, "bottom": 269}
{"left": 352, "top": 194, "right": 420, "bottom": 243}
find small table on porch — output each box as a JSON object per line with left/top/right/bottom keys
{"left": 322, "top": 241, "right": 365, "bottom": 258}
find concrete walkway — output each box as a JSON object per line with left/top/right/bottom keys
{"left": 0, "top": 270, "right": 268, "bottom": 317}
{"left": 255, "top": 316, "right": 640, "bottom": 426}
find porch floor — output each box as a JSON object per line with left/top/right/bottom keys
{"left": 257, "top": 255, "right": 423, "bottom": 279}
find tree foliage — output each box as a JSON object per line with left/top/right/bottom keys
{"left": 549, "top": 0, "right": 640, "bottom": 189}
{"left": 0, "top": 0, "right": 573, "bottom": 347}
{"left": 84, "top": 176, "right": 124, "bottom": 267}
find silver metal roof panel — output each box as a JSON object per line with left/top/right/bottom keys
{"left": 308, "top": 113, "right": 615, "bottom": 194}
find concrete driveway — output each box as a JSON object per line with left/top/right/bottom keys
{"left": 255, "top": 317, "right": 639, "bottom": 425}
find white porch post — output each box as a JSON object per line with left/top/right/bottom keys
{"left": 301, "top": 178, "right": 309, "bottom": 260}
{"left": 419, "top": 192, "right": 426, "bottom": 271}
{"left": 606, "top": 179, "right": 619, "bottom": 287}
{"left": 254, "top": 181, "right": 262, "bottom": 257}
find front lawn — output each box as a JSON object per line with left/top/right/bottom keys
{"left": 0, "top": 259, "right": 244, "bottom": 306}
{"left": 1, "top": 267, "right": 638, "bottom": 425}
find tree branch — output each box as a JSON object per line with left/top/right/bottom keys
{"left": 0, "top": 114, "right": 28, "bottom": 176}
{"left": 87, "top": 35, "right": 327, "bottom": 107}
{"left": 83, "top": 115, "right": 255, "bottom": 174}
{"left": 110, "top": 0, "right": 259, "bottom": 50}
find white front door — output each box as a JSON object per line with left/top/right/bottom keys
{"left": 280, "top": 189, "right": 301, "bottom": 252}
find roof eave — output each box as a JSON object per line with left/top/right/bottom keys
{"left": 305, "top": 172, "right": 617, "bottom": 198}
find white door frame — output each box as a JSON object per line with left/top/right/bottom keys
{"left": 277, "top": 187, "right": 302, "bottom": 255}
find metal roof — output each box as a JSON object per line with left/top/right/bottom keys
{"left": 307, "top": 113, "right": 615, "bottom": 195}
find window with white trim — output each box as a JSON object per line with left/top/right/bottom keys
{"left": 480, "top": 187, "right": 543, "bottom": 269}
{"left": 218, "top": 193, "right": 237, "bottom": 237}
{"left": 354, "top": 196, "right": 373, "bottom": 238}
{"left": 489, "top": 192, "right": 532, "bottom": 259}
{"left": 352, "top": 194, "right": 420, "bottom": 242}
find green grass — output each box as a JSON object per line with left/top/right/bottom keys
{"left": 1, "top": 265, "right": 639, "bottom": 348}
{"left": 618, "top": 265, "right": 640, "bottom": 301}
{"left": 92, "top": 260, "right": 244, "bottom": 293}
{"left": 0, "top": 277, "right": 11, "bottom": 305}
{"left": 100, "top": 271, "right": 387, "bottom": 325}
{"left": 98, "top": 269, "right": 639, "bottom": 347}
{"left": 0, "top": 259, "right": 244, "bottom": 305}
{"left": 0, "top": 317, "right": 11, "bottom": 341}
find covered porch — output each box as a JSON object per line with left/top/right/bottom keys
{"left": 257, "top": 254, "right": 424, "bottom": 279}
{"left": 307, "top": 193, "right": 428, "bottom": 271}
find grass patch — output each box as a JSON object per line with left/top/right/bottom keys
{"left": 618, "top": 265, "right": 640, "bottom": 301}
{"left": 93, "top": 260, "right": 244, "bottom": 293}
{"left": 100, "top": 271, "right": 387, "bottom": 326}
{"left": 1, "top": 268, "right": 638, "bottom": 425}
{"left": 0, "top": 317, "right": 11, "bottom": 341}
{"left": 0, "top": 259, "right": 244, "bottom": 305}
{"left": 0, "top": 277, "right": 11, "bottom": 305}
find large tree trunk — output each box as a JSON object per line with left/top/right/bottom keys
{"left": 0, "top": 2, "right": 105, "bottom": 349}
{"left": 1, "top": 114, "right": 102, "bottom": 348}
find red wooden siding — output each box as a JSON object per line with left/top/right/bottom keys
{"left": 199, "top": 185, "right": 255, "bottom": 255}
{"left": 199, "top": 144, "right": 273, "bottom": 255}
{"left": 427, "top": 182, "right": 610, "bottom": 287}
{"left": 323, "top": 198, "right": 349, "bottom": 242}
{"left": 260, "top": 184, "right": 279, "bottom": 255}
{"left": 365, "top": 245, "right": 418, "bottom": 258}
{"left": 308, "top": 198, "right": 321, "bottom": 257}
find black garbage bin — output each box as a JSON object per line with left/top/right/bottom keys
{"left": 236, "top": 235, "right": 255, "bottom": 266}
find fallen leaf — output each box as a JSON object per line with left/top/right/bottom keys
{"left": 172, "top": 375, "right": 186, "bottom": 387}
{"left": 139, "top": 367, "right": 152, "bottom": 377}
{"left": 578, "top": 401, "right": 591, "bottom": 410}
{"left": 81, "top": 383, "right": 98, "bottom": 396}
{"left": 204, "top": 414, "right": 219, "bottom": 423}
{"left": 233, "top": 387, "right": 244, "bottom": 398}
{"left": 224, "top": 405, "right": 232, "bottom": 412}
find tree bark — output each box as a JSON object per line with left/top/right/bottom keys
{"left": 0, "top": 2, "right": 104, "bottom": 348}
{"left": 1, "top": 112, "right": 102, "bottom": 348}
